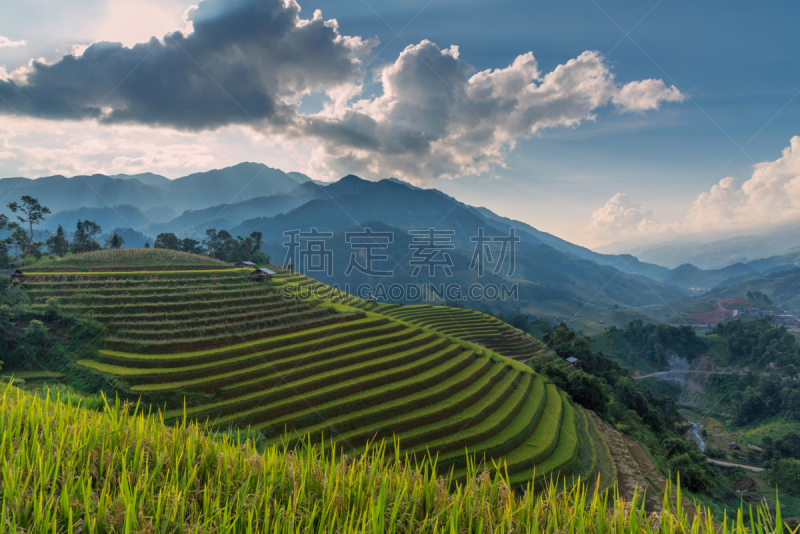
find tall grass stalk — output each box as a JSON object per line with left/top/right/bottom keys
{"left": 0, "top": 383, "right": 783, "bottom": 533}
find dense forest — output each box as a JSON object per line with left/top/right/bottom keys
{"left": 617, "top": 320, "right": 707, "bottom": 366}
{"left": 712, "top": 317, "right": 800, "bottom": 368}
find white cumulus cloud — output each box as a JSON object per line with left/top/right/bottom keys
{"left": 612, "top": 79, "right": 685, "bottom": 113}
{"left": 589, "top": 136, "right": 800, "bottom": 242}
{"left": 588, "top": 193, "right": 661, "bottom": 239}
{"left": 306, "top": 45, "right": 684, "bottom": 183}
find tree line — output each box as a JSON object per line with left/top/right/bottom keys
{"left": 0, "top": 196, "right": 270, "bottom": 267}
{"left": 151, "top": 229, "right": 269, "bottom": 265}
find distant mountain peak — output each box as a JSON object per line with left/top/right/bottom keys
{"left": 287, "top": 171, "right": 312, "bottom": 183}
{"left": 385, "top": 177, "right": 420, "bottom": 190}
{"left": 339, "top": 174, "right": 367, "bottom": 183}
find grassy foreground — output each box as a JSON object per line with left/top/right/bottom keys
{"left": 0, "top": 384, "right": 780, "bottom": 534}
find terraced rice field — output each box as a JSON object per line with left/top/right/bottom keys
{"left": 567, "top": 317, "right": 605, "bottom": 334}
{"left": 24, "top": 260, "right": 611, "bottom": 489}
{"left": 350, "top": 302, "right": 553, "bottom": 364}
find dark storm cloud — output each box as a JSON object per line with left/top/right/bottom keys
{"left": 0, "top": 0, "right": 684, "bottom": 183}
{"left": 0, "top": 0, "right": 374, "bottom": 129}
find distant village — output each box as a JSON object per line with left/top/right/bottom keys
{"left": 679, "top": 296, "right": 799, "bottom": 327}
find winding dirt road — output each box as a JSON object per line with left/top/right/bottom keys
{"left": 634, "top": 370, "right": 733, "bottom": 380}
{"left": 706, "top": 459, "right": 764, "bottom": 472}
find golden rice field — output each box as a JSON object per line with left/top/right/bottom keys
{"left": 0, "top": 383, "right": 770, "bottom": 534}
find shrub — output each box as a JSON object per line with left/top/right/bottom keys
{"left": 668, "top": 452, "right": 715, "bottom": 493}
{"left": 769, "top": 458, "right": 800, "bottom": 497}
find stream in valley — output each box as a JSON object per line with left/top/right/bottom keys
{"left": 687, "top": 420, "right": 706, "bottom": 452}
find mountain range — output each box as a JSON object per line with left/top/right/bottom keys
{"left": 4, "top": 163, "right": 800, "bottom": 317}
{"left": 0, "top": 163, "right": 311, "bottom": 218}
{"left": 601, "top": 224, "right": 800, "bottom": 270}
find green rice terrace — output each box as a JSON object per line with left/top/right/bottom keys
{"left": 20, "top": 250, "right": 616, "bottom": 491}
{"left": 29, "top": 248, "right": 230, "bottom": 271}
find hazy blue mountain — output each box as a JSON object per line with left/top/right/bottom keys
{"left": 469, "top": 206, "right": 670, "bottom": 282}
{"left": 155, "top": 162, "right": 306, "bottom": 211}
{"left": 714, "top": 273, "right": 761, "bottom": 290}
{"left": 46, "top": 205, "right": 150, "bottom": 233}
{"left": 287, "top": 172, "right": 313, "bottom": 183}
{"left": 142, "top": 206, "right": 179, "bottom": 224}
{"left": 144, "top": 186, "right": 324, "bottom": 237}
{"left": 662, "top": 262, "right": 760, "bottom": 291}
{"left": 233, "top": 176, "right": 687, "bottom": 312}
{"left": 332, "top": 179, "right": 672, "bottom": 283}
{"left": 110, "top": 172, "right": 171, "bottom": 188}
{"left": 233, "top": 176, "right": 493, "bottom": 243}
{"left": 264, "top": 220, "right": 678, "bottom": 316}
{"left": 684, "top": 268, "right": 800, "bottom": 314}
{"left": 105, "top": 228, "right": 151, "bottom": 249}
{"left": 616, "top": 224, "right": 800, "bottom": 269}
{"left": 747, "top": 248, "right": 800, "bottom": 274}
{"left": 0, "top": 163, "right": 310, "bottom": 219}
{"left": 0, "top": 174, "right": 169, "bottom": 215}
{"left": 378, "top": 184, "right": 671, "bottom": 282}
{"left": 14, "top": 165, "right": 798, "bottom": 305}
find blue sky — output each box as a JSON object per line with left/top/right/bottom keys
{"left": 0, "top": 0, "right": 798, "bottom": 249}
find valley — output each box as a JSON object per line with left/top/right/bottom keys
{"left": 0, "top": 0, "right": 795, "bottom": 528}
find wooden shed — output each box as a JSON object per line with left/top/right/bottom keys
{"left": 0, "top": 269, "right": 25, "bottom": 285}
{"left": 237, "top": 261, "right": 256, "bottom": 269}
{"left": 251, "top": 267, "right": 276, "bottom": 282}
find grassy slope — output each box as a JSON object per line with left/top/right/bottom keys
{"left": 29, "top": 248, "right": 232, "bottom": 269}
{"left": 0, "top": 383, "right": 742, "bottom": 533}
{"left": 685, "top": 303, "right": 715, "bottom": 313}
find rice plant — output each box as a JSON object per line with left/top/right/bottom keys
{"left": 0, "top": 382, "right": 784, "bottom": 533}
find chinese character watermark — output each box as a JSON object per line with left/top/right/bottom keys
{"left": 469, "top": 228, "right": 520, "bottom": 276}
{"left": 283, "top": 228, "right": 334, "bottom": 276}
{"left": 408, "top": 228, "right": 455, "bottom": 276}
{"left": 345, "top": 228, "right": 394, "bottom": 277}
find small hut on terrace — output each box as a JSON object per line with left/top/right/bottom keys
{"left": 251, "top": 267, "right": 276, "bottom": 282}
{"left": 0, "top": 269, "right": 25, "bottom": 285}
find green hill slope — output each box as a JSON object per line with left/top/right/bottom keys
{"left": 21, "top": 252, "right": 612, "bottom": 490}
{"left": 30, "top": 248, "right": 231, "bottom": 271}
{"left": 1, "top": 383, "right": 743, "bottom": 533}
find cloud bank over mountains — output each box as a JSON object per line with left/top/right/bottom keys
{"left": 590, "top": 136, "right": 800, "bottom": 242}
{"left": 0, "top": 0, "right": 684, "bottom": 183}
